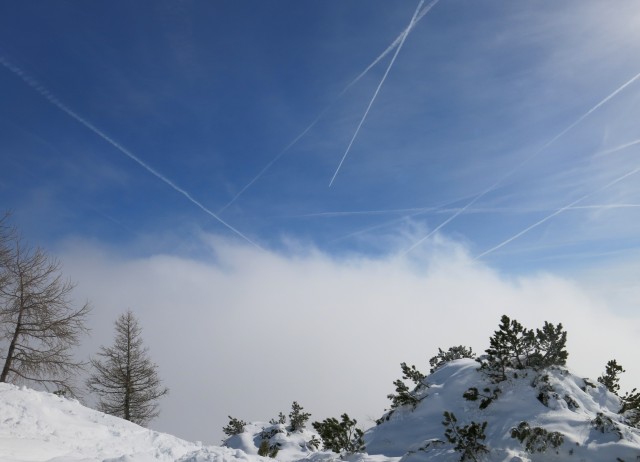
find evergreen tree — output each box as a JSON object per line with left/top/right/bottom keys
{"left": 620, "top": 389, "right": 640, "bottom": 428}
{"left": 387, "top": 362, "right": 426, "bottom": 409}
{"left": 483, "top": 315, "right": 534, "bottom": 380}
{"left": 289, "top": 401, "right": 311, "bottom": 431}
{"left": 312, "top": 413, "right": 365, "bottom": 454}
{"left": 482, "top": 315, "right": 568, "bottom": 380}
{"left": 598, "top": 359, "right": 625, "bottom": 395}
{"left": 429, "top": 346, "right": 475, "bottom": 373}
{"left": 532, "top": 321, "right": 568, "bottom": 368}
{"left": 222, "top": 416, "right": 247, "bottom": 436}
{"left": 86, "top": 310, "right": 168, "bottom": 426}
{"left": 442, "top": 411, "right": 489, "bottom": 462}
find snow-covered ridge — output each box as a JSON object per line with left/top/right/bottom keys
{"left": 2, "top": 358, "right": 640, "bottom": 462}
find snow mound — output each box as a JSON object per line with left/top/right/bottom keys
{"left": 365, "top": 358, "right": 640, "bottom": 461}
{"left": 0, "top": 383, "right": 250, "bottom": 462}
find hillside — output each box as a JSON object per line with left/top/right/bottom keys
{"left": 365, "top": 359, "right": 640, "bottom": 461}
{"left": 0, "top": 382, "right": 248, "bottom": 462}
{"left": 2, "top": 317, "right": 640, "bottom": 462}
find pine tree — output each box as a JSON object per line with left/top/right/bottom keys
{"left": 86, "top": 310, "right": 168, "bottom": 426}
{"left": 598, "top": 359, "right": 625, "bottom": 395}
{"left": 289, "top": 401, "right": 311, "bottom": 431}
{"left": 442, "top": 411, "right": 489, "bottom": 462}
{"left": 312, "top": 413, "right": 365, "bottom": 454}
{"left": 429, "top": 346, "right": 475, "bottom": 373}
{"left": 387, "top": 362, "right": 426, "bottom": 409}
{"left": 531, "top": 321, "right": 568, "bottom": 368}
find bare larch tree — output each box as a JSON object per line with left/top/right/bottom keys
{"left": 87, "top": 310, "right": 168, "bottom": 426}
{"left": 0, "top": 213, "right": 91, "bottom": 394}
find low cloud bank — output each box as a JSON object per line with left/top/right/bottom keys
{"left": 57, "top": 234, "right": 639, "bottom": 445}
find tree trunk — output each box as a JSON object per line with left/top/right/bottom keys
{"left": 0, "top": 276, "right": 24, "bottom": 382}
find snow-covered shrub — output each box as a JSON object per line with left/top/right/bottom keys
{"left": 222, "top": 416, "right": 246, "bottom": 436}
{"left": 289, "top": 401, "right": 311, "bottom": 431}
{"left": 269, "top": 412, "right": 286, "bottom": 425}
{"left": 533, "top": 374, "right": 559, "bottom": 407}
{"left": 312, "top": 413, "right": 365, "bottom": 454}
{"left": 620, "top": 389, "right": 640, "bottom": 428}
{"left": 563, "top": 394, "right": 580, "bottom": 411}
{"left": 257, "top": 439, "right": 280, "bottom": 458}
{"left": 591, "top": 413, "right": 623, "bottom": 439}
{"left": 510, "top": 421, "right": 564, "bottom": 453}
{"left": 442, "top": 411, "right": 489, "bottom": 462}
{"left": 387, "top": 362, "right": 427, "bottom": 409}
{"left": 462, "top": 387, "right": 501, "bottom": 410}
{"left": 307, "top": 435, "right": 321, "bottom": 450}
{"left": 259, "top": 425, "right": 285, "bottom": 441}
{"left": 429, "top": 346, "right": 475, "bottom": 373}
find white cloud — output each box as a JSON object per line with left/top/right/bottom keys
{"left": 57, "top": 233, "right": 640, "bottom": 445}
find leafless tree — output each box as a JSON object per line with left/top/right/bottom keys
{"left": 87, "top": 310, "right": 168, "bottom": 426}
{"left": 0, "top": 214, "right": 91, "bottom": 395}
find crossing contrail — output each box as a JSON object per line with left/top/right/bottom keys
{"left": 0, "top": 56, "right": 262, "bottom": 249}
{"left": 219, "top": 0, "right": 439, "bottom": 212}
{"left": 329, "top": 0, "right": 427, "bottom": 187}
{"left": 339, "top": 0, "right": 440, "bottom": 98}
{"left": 475, "top": 165, "right": 640, "bottom": 259}
{"left": 217, "top": 107, "right": 330, "bottom": 214}
{"left": 403, "top": 69, "right": 640, "bottom": 254}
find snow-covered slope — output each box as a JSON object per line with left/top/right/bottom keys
{"left": 2, "top": 359, "right": 640, "bottom": 462}
{"left": 0, "top": 383, "right": 251, "bottom": 462}
{"left": 365, "top": 358, "right": 640, "bottom": 461}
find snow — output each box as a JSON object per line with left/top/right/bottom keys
{"left": 1, "top": 359, "right": 639, "bottom": 461}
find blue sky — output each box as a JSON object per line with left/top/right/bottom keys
{"left": 1, "top": 0, "right": 640, "bottom": 443}
{"left": 2, "top": 0, "right": 639, "bottom": 267}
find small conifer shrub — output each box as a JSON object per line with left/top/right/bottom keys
{"left": 387, "top": 362, "right": 427, "bottom": 409}
{"left": 289, "top": 401, "right": 311, "bottom": 431}
{"left": 462, "top": 387, "right": 501, "bottom": 409}
{"left": 510, "top": 421, "right": 564, "bottom": 453}
{"left": 591, "top": 413, "right": 623, "bottom": 439}
{"left": 598, "top": 360, "right": 625, "bottom": 395}
{"left": 222, "top": 416, "right": 246, "bottom": 437}
{"left": 481, "top": 315, "right": 568, "bottom": 382}
{"left": 442, "top": 411, "right": 489, "bottom": 462}
{"left": 257, "top": 439, "right": 280, "bottom": 458}
{"left": 620, "top": 388, "right": 640, "bottom": 428}
{"left": 429, "top": 346, "right": 476, "bottom": 373}
{"left": 312, "top": 413, "right": 365, "bottom": 454}
{"left": 269, "top": 412, "right": 287, "bottom": 425}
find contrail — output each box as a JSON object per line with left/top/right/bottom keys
{"left": 404, "top": 69, "right": 640, "bottom": 254}
{"left": 219, "top": 0, "right": 439, "bottom": 212}
{"left": 217, "top": 107, "right": 329, "bottom": 214}
{"left": 475, "top": 165, "right": 640, "bottom": 259}
{"left": 339, "top": 0, "right": 440, "bottom": 98}
{"left": 329, "top": 0, "right": 427, "bottom": 187}
{"left": 0, "top": 56, "right": 262, "bottom": 249}
{"left": 294, "top": 206, "right": 435, "bottom": 218}
{"left": 594, "top": 138, "right": 640, "bottom": 157}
